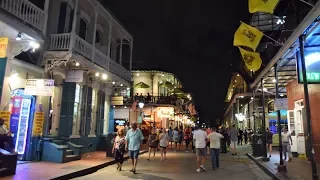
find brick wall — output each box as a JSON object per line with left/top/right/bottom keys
{"left": 286, "top": 79, "right": 320, "bottom": 163}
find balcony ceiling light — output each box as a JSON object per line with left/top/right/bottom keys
{"left": 112, "top": 81, "right": 116, "bottom": 85}
{"left": 75, "top": 62, "right": 80, "bottom": 66}
{"left": 102, "top": 74, "right": 107, "bottom": 80}
{"left": 137, "top": 73, "right": 140, "bottom": 76}
{"left": 162, "top": 74, "right": 164, "bottom": 76}
{"left": 29, "top": 41, "right": 40, "bottom": 49}
{"left": 95, "top": 72, "right": 100, "bottom": 77}
{"left": 120, "top": 84, "right": 123, "bottom": 87}
{"left": 16, "top": 32, "right": 22, "bottom": 41}
{"left": 272, "top": 78, "right": 276, "bottom": 83}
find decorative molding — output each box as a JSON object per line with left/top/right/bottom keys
{"left": 96, "top": 24, "right": 104, "bottom": 33}
{"left": 44, "top": 52, "right": 72, "bottom": 72}
{"left": 64, "top": 0, "right": 75, "bottom": 9}
{"left": 9, "top": 42, "right": 30, "bottom": 60}
{"left": 52, "top": 67, "right": 66, "bottom": 79}
{"left": 80, "top": 10, "right": 91, "bottom": 24}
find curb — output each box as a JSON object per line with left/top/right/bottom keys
{"left": 50, "top": 150, "right": 148, "bottom": 180}
{"left": 246, "top": 153, "right": 281, "bottom": 180}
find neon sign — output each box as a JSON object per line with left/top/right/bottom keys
{"left": 297, "top": 47, "right": 320, "bottom": 84}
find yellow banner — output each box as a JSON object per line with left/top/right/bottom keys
{"left": 32, "top": 112, "right": 44, "bottom": 136}
{"left": 233, "top": 22, "right": 263, "bottom": 52}
{"left": 238, "top": 47, "right": 262, "bottom": 71}
{"left": 0, "top": 111, "right": 10, "bottom": 129}
{"left": 249, "top": 0, "right": 279, "bottom": 14}
{"left": 0, "top": 37, "right": 8, "bottom": 58}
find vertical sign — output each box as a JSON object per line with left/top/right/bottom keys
{"left": 32, "top": 112, "right": 44, "bottom": 136}
{"left": 0, "top": 37, "right": 8, "bottom": 58}
{"left": 0, "top": 111, "right": 10, "bottom": 129}
{"left": 15, "top": 99, "right": 31, "bottom": 155}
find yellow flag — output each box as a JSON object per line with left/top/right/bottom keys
{"left": 234, "top": 22, "right": 263, "bottom": 52}
{"left": 249, "top": 0, "right": 279, "bottom": 14}
{"left": 238, "top": 47, "right": 262, "bottom": 71}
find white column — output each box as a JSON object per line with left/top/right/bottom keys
{"left": 129, "top": 40, "right": 133, "bottom": 71}
{"left": 43, "top": 0, "right": 50, "bottom": 35}
{"left": 107, "top": 20, "right": 113, "bottom": 57}
{"left": 92, "top": 10, "right": 98, "bottom": 61}
{"left": 103, "top": 93, "right": 111, "bottom": 134}
{"left": 119, "top": 38, "right": 123, "bottom": 65}
{"left": 69, "top": 0, "right": 79, "bottom": 51}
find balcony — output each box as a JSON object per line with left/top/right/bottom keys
{"left": 0, "top": 0, "right": 45, "bottom": 32}
{"left": 48, "top": 33, "right": 131, "bottom": 82}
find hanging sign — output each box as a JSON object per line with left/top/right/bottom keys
{"left": 24, "top": 79, "right": 54, "bottom": 96}
{"left": 0, "top": 37, "right": 8, "bottom": 58}
{"left": 274, "top": 98, "right": 288, "bottom": 110}
{"left": 297, "top": 47, "right": 320, "bottom": 84}
{"left": 32, "top": 112, "right": 44, "bottom": 136}
{"left": 0, "top": 111, "right": 10, "bottom": 129}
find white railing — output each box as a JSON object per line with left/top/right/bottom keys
{"left": 49, "top": 33, "right": 71, "bottom": 50}
{"left": 48, "top": 33, "right": 131, "bottom": 81}
{"left": 0, "top": 0, "right": 45, "bottom": 31}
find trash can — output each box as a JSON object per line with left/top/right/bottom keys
{"left": 251, "top": 134, "right": 264, "bottom": 157}
{"left": 105, "top": 132, "right": 116, "bottom": 157}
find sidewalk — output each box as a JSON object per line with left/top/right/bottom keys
{"left": 247, "top": 149, "right": 320, "bottom": 180}
{"left": 0, "top": 148, "right": 148, "bottom": 180}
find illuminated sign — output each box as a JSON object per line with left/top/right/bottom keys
{"left": 25, "top": 79, "right": 54, "bottom": 96}
{"left": 15, "top": 99, "right": 31, "bottom": 155}
{"left": 0, "top": 37, "right": 8, "bottom": 58}
{"left": 297, "top": 47, "right": 320, "bottom": 84}
{"left": 235, "top": 113, "right": 245, "bottom": 122}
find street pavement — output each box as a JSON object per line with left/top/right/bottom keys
{"left": 73, "top": 145, "right": 272, "bottom": 180}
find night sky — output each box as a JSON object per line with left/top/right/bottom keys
{"left": 104, "top": 0, "right": 251, "bottom": 123}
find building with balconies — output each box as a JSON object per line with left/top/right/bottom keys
{"left": 110, "top": 70, "right": 192, "bottom": 132}
{"left": 0, "top": 0, "right": 49, "bottom": 162}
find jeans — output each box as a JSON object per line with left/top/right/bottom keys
{"left": 211, "top": 148, "right": 220, "bottom": 168}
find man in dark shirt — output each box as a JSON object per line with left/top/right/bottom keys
{"left": 238, "top": 129, "right": 243, "bottom": 145}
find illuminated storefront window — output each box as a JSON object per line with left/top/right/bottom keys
{"left": 72, "top": 84, "right": 81, "bottom": 135}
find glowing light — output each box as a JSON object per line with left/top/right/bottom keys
{"left": 137, "top": 73, "right": 140, "bottom": 76}
{"left": 102, "top": 74, "right": 107, "bottom": 80}
{"left": 95, "top": 72, "right": 100, "bottom": 77}
{"left": 272, "top": 79, "right": 276, "bottom": 83}
{"left": 112, "top": 81, "right": 116, "bottom": 85}
{"left": 75, "top": 62, "right": 80, "bottom": 66}
{"left": 120, "top": 84, "right": 123, "bottom": 87}
{"left": 138, "top": 102, "right": 144, "bottom": 108}
{"left": 29, "top": 41, "right": 40, "bottom": 49}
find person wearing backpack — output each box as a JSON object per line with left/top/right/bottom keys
{"left": 112, "top": 129, "right": 126, "bottom": 171}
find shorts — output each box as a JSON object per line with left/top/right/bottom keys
{"left": 267, "top": 140, "right": 273, "bottom": 145}
{"left": 196, "top": 148, "right": 206, "bottom": 156}
{"left": 230, "top": 140, "right": 237, "bottom": 149}
{"left": 160, "top": 146, "right": 166, "bottom": 149}
{"left": 129, "top": 150, "right": 139, "bottom": 159}
{"left": 206, "top": 142, "right": 210, "bottom": 147}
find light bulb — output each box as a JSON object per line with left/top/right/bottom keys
{"left": 95, "top": 72, "right": 100, "bottom": 77}
{"left": 75, "top": 62, "right": 80, "bottom": 66}
{"left": 102, "top": 74, "right": 107, "bottom": 80}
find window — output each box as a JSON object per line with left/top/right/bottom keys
{"left": 72, "top": 84, "right": 81, "bottom": 135}
{"left": 95, "top": 31, "right": 102, "bottom": 44}
{"left": 109, "top": 41, "right": 113, "bottom": 57}
{"left": 79, "top": 18, "right": 88, "bottom": 40}
{"left": 57, "top": 2, "right": 73, "bottom": 33}
{"left": 90, "top": 89, "right": 97, "bottom": 135}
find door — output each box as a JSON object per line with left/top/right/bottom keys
{"left": 295, "top": 108, "right": 306, "bottom": 154}
{"left": 287, "top": 110, "right": 297, "bottom": 153}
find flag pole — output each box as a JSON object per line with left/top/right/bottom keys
{"left": 262, "top": 33, "right": 283, "bottom": 46}
{"left": 299, "top": 0, "right": 314, "bottom": 7}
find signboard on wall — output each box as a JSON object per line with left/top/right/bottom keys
{"left": 0, "top": 111, "right": 10, "bottom": 129}
{"left": 297, "top": 47, "right": 320, "bottom": 84}
{"left": 32, "top": 112, "right": 44, "bottom": 136}
{"left": 274, "top": 98, "right": 288, "bottom": 110}
{"left": 65, "top": 70, "right": 83, "bottom": 82}
{"left": 111, "top": 96, "right": 123, "bottom": 105}
{"left": 24, "top": 79, "right": 54, "bottom": 96}
{"left": 0, "top": 37, "right": 8, "bottom": 58}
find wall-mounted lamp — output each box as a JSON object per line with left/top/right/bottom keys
{"left": 102, "top": 74, "right": 107, "bottom": 80}
{"left": 138, "top": 102, "right": 144, "bottom": 109}
{"left": 95, "top": 72, "right": 100, "bottom": 77}
{"left": 16, "top": 33, "right": 22, "bottom": 41}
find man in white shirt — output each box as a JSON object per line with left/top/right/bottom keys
{"left": 281, "top": 128, "right": 292, "bottom": 161}
{"left": 193, "top": 125, "right": 207, "bottom": 172}
{"left": 207, "top": 127, "right": 224, "bottom": 170}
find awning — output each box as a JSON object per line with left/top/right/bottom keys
{"left": 134, "top": 82, "right": 150, "bottom": 88}
{"left": 160, "top": 81, "right": 174, "bottom": 89}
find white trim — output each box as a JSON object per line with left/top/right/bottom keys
{"left": 80, "top": 10, "right": 91, "bottom": 24}
{"left": 70, "top": 135, "right": 81, "bottom": 138}
{"left": 88, "top": 134, "right": 96, "bottom": 137}
{"left": 96, "top": 24, "right": 104, "bottom": 33}
{"left": 63, "top": 0, "right": 74, "bottom": 9}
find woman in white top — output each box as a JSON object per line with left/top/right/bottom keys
{"left": 112, "top": 129, "right": 126, "bottom": 171}
{"left": 159, "top": 129, "right": 169, "bottom": 161}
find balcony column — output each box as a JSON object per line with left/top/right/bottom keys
{"left": 119, "top": 38, "right": 123, "bottom": 65}
{"left": 129, "top": 40, "right": 133, "bottom": 71}
{"left": 43, "top": 0, "right": 50, "bottom": 35}
{"left": 69, "top": 0, "right": 79, "bottom": 51}
{"left": 107, "top": 20, "right": 113, "bottom": 57}
{"left": 92, "top": 9, "right": 98, "bottom": 61}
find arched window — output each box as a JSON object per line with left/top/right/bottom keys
{"left": 79, "top": 18, "right": 88, "bottom": 40}
{"left": 57, "top": 2, "right": 73, "bottom": 33}
{"left": 95, "top": 31, "right": 102, "bottom": 44}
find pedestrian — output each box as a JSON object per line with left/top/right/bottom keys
{"left": 125, "top": 122, "right": 144, "bottom": 173}
{"left": 244, "top": 128, "right": 248, "bottom": 144}
{"left": 282, "top": 128, "right": 293, "bottom": 161}
{"left": 205, "top": 127, "right": 212, "bottom": 154}
{"left": 112, "top": 129, "right": 126, "bottom": 171}
{"left": 159, "top": 129, "right": 169, "bottom": 161}
{"left": 193, "top": 125, "right": 207, "bottom": 172}
{"left": 266, "top": 128, "right": 273, "bottom": 157}
{"left": 168, "top": 127, "right": 173, "bottom": 148}
{"left": 0, "top": 118, "right": 15, "bottom": 153}
{"left": 184, "top": 127, "right": 191, "bottom": 152}
{"left": 173, "top": 127, "right": 179, "bottom": 152}
{"left": 238, "top": 129, "right": 243, "bottom": 145}
{"left": 207, "top": 127, "right": 224, "bottom": 170}
{"left": 147, "top": 128, "right": 158, "bottom": 161}
{"left": 178, "top": 127, "right": 183, "bottom": 151}
{"left": 221, "top": 127, "right": 228, "bottom": 153}
{"left": 229, "top": 124, "right": 238, "bottom": 155}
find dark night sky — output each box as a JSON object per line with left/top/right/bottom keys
{"left": 105, "top": 0, "right": 251, "bottom": 123}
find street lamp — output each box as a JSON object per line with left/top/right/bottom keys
{"left": 138, "top": 102, "right": 144, "bottom": 109}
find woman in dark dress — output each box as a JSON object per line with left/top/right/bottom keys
{"left": 147, "top": 128, "right": 159, "bottom": 160}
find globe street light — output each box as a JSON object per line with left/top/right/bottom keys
{"left": 138, "top": 102, "right": 144, "bottom": 109}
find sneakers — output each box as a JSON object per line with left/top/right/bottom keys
{"left": 200, "top": 165, "right": 206, "bottom": 171}
{"left": 196, "top": 168, "right": 201, "bottom": 172}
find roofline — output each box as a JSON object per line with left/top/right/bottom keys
{"left": 132, "top": 70, "right": 183, "bottom": 87}
{"left": 250, "top": 1, "right": 320, "bottom": 89}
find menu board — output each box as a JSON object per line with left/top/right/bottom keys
{"left": 32, "top": 112, "right": 44, "bottom": 136}
{"left": 15, "top": 99, "right": 31, "bottom": 155}
{"left": 0, "top": 111, "right": 10, "bottom": 129}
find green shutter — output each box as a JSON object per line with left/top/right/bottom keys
{"left": 85, "top": 87, "right": 92, "bottom": 136}
{"left": 80, "top": 85, "right": 88, "bottom": 135}
{"left": 59, "top": 82, "right": 76, "bottom": 137}
{"left": 96, "top": 90, "right": 105, "bottom": 135}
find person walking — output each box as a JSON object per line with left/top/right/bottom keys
{"left": 172, "top": 127, "right": 179, "bottom": 152}
{"left": 229, "top": 124, "right": 238, "bottom": 155}
{"left": 244, "top": 129, "right": 248, "bottom": 144}
{"left": 178, "top": 127, "right": 183, "bottom": 151}
{"left": 168, "top": 127, "right": 173, "bottom": 148}
{"left": 125, "top": 123, "right": 144, "bottom": 173}
{"left": 221, "top": 127, "right": 228, "bottom": 153}
{"left": 205, "top": 127, "right": 212, "bottom": 154}
{"left": 282, "top": 128, "right": 293, "bottom": 161}
{"left": 184, "top": 127, "right": 191, "bottom": 152}
{"left": 147, "top": 128, "right": 159, "bottom": 161}
{"left": 238, "top": 129, "right": 243, "bottom": 145}
{"left": 266, "top": 128, "right": 273, "bottom": 157}
{"left": 159, "top": 129, "right": 169, "bottom": 160}
{"left": 193, "top": 125, "right": 207, "bottom": 172}
{"left": 112, "top": 129, "right": 126, "bottom": 171}
{"left": 207, "top": 127, "right": 224, "bottom": 170}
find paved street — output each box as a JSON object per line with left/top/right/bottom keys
{"left": 73, "top": 146, "right": 272, "bottom": 180}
